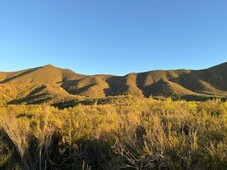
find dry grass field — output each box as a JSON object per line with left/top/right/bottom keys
{"left": 0, "top": 97, "right": 226, "bottom": 169}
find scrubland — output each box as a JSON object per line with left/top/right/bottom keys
{"left": 0, "top": 97, "right": 226, "bottom": 170}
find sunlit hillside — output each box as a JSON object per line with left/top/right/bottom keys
{"left": 0, "top": 63, "right": 227, "bottom": 107}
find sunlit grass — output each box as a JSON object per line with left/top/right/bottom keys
{"left": 0, "top": 97, "right": 226, "bottom": 169}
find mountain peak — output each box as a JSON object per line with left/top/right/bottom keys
{"left": 42, "top": 64, "right": 57, "bottom": 69}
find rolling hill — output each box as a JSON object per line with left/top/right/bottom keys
{"left": 1, "top": 62, "right": 227, "bottom": 105}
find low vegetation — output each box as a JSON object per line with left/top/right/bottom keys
{"left": 0, "top": 97, "right": 227, "bottom": 169}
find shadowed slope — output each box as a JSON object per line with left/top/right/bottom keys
{"left": 136, "top": 69, "right": 190, "bottom": 96}
{"left": 106, "top": 74, "right": 143, "bottom": 97}
{"left": 148, "top": 79, "right": 195, "bottom": 97}
{"left": 62, "top": 76, "right": 110, "bottom": 98}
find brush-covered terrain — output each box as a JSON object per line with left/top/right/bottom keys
{"left": 0, "top": 97, "right": 227, "bottom": 169}
{"left": 0, "top": 63, "right": 227, "bottom": 169}
{"left": 0, "top": 62, "right": 227, "bottom": 106}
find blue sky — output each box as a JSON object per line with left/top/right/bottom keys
{"left": 0, "top": 0, "right": 227, "bottom": 75}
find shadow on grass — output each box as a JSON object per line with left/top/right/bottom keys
{"left": 0, "top": 129, "right": 115, "bottom": 170}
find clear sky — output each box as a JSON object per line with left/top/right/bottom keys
{"left": 0, "top": 0, "right": 227, "bottom": 75}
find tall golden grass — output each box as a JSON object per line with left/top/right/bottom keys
{"left": 0, "top": 97, "right": 226, "bottom": 169}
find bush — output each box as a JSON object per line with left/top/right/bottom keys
{"left": 0, "top": 98, "right": 226, "bottom": 169}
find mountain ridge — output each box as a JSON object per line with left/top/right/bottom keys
{"left": 1, "top": 62, "right": 227, "bottom": 105}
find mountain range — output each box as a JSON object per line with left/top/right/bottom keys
{"left": 1, "top": 62, "right": 227, "bottom": 105}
